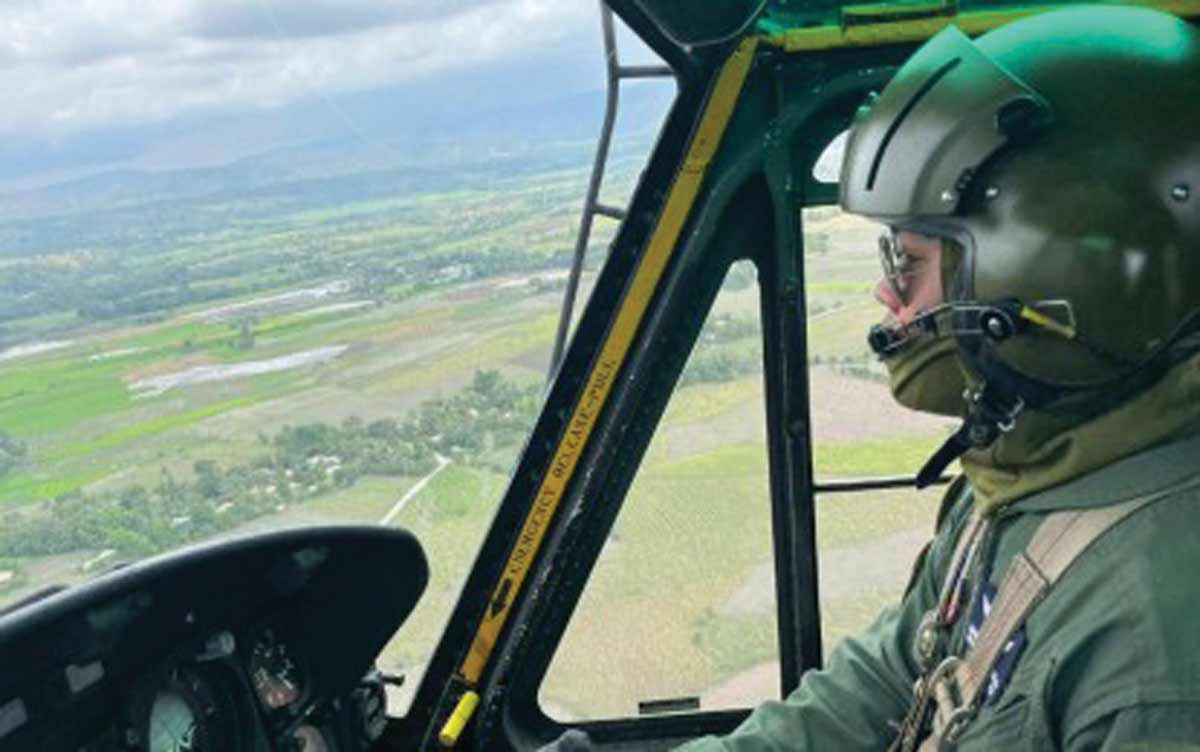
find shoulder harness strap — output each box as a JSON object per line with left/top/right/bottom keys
{"left": 920, "top": 474, "right": 1200, "bottom": 750}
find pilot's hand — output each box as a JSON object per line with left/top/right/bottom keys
{"left": 539, "top": 729, "right": 596, "bottom": 752}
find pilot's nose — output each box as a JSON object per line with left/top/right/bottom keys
{"left": 874, "top": 277, "right": 902, "bottom": 315}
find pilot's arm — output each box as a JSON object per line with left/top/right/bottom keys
{"left": 1068, "top": 707, "right": 1200, "bottom": 752}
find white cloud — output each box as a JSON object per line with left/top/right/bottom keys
{"left": 0, "top": 0, "right": 596, "bottom": 138}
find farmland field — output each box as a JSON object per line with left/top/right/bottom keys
{"left": 0, "top": 138, "right": 956, "bottom": 720}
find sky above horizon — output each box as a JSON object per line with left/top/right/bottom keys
{"left": 1, "top": 1, "right": 658, "bottom": 157}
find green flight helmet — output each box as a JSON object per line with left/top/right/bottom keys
{"left": 840, "top": 5, "right": 1200, "bottom": 481}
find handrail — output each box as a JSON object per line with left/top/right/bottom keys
{"left": 547, "top": 1, "right": 675, "bottom": 384}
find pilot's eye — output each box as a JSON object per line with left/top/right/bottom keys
{"left": 896, "top": 253, "right": 926, "bottom": 276}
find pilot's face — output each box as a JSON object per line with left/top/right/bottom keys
{"left": 874, "top": 229, "right": 943, "bottom": 327}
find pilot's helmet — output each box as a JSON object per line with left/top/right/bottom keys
{"left": 839, "top": 5, "right": 1200, "bottom": 452}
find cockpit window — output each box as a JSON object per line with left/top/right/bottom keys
{"left": 0, "top": 2, "right": 669, "bottom": 717}
{"left": 542, "top": 261, "right": 778, "bottom": 720}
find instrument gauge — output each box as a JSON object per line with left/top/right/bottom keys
{"left": 128, "top": 664, "right": 244, "bottom": 752}
{"left": 148, "top": 689, "right": 199, "bottom": 752}
{"left": 248, "top": 629, "right": 303, "bottom": 710}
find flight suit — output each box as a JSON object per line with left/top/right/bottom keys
{"left": 676, "top": 429, "right": 1200, "bottom": 751}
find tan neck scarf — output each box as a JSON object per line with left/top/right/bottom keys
{"left": 963, "top": 353, "right": 1200, "bottom": 515}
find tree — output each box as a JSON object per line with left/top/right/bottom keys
{"left": 0, "top": 432, "right": 27, "bottom": 477}
{"left": 471, "top": 369, "right": 503, "bottom": 400}
{"left": 233, "top": 318, "right": 256, "bottom": 350}
{"left": 194, "top": 460, "right": 223, "bottom": 499}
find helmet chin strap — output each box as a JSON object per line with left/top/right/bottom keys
{"left": 915, "top": 383, "right": 1024, "bottom": 488}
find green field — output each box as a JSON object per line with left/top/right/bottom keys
{"left": 0, "top": 157, "right": 952, "bottom": 722}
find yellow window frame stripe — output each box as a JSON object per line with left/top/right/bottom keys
{"left": 457, "top": 36, "right": 759, "bottom": 688}
{"left": 761, "top": 0, "right": 1200, "bottom": 52}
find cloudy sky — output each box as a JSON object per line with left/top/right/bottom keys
{"left": 0, "top": 1, "right": 660, "bottom": 180}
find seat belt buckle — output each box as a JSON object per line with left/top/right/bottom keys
{"left": 928, "top": 656, "right": 977, "bottom": 750}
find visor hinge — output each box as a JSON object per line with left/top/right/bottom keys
{"left": 978, "top": 303, "right": 1023, "bottom": 342}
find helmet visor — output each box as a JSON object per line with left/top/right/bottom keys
{"left": 840, "top": 24, "right": 1050, "bottom": 221}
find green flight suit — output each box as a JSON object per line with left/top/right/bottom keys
{"left": 676, "top": 429, "right": 1200, "bottom": 751}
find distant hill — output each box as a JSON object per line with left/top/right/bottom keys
{"left": 0, "top": 66, "right": 675, "bottom": 199}
{"left": 0, "top": 80, "right": 675, "bottom": 253}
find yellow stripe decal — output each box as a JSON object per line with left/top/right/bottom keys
{"left": 1020, "top": 305, "right": 1076, "bottom": 339}
{"left": 761, "top": 1, "right": 1200, "bottom": 52}
{"left": 458, "top": 36, "right": 760, "bottom": 685}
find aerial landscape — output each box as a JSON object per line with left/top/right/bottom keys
{"left": 0, "top": 59, "right": 954, "bottom": 726}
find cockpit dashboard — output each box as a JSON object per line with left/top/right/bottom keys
{"left": 0, "top": 526, "right": 427, "bottom": 752}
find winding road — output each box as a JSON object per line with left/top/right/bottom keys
{"left": 379, "top": 453, "right": 451, "bottom": 526}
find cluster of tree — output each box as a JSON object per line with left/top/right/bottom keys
{"left": 680, "top": 350, "right": 759, "bottom": 386}
{"left": 680, "top": 313, "right": 892, "bottom": 387}
{"left": 348, "top": 247, "right": 571, "bottom": 301}
{"left": 0, "top": 432, "right": 27, "bottom": 478}
{"left": 0, "top": 255, "right": 274, "bottom": 327}
{"left": 75, "top": 280, "right": 247, "bottom": 322}
{"left": 809, "top": 353, "right": 887, "bottom": 384}
{"left": 0, "top": 370, "right": 540, "bottom": 560}
{"left": 697, "top": 313, "right": 758, "bottom": 345}
{"left": 0, "top": 183, "right": 575, "bottom": 345}
{"left": 0, "top": 240, "right": 570, "bottom": 342}
{"left": 680, "top": 315, "right": 762, "bottom": 387}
